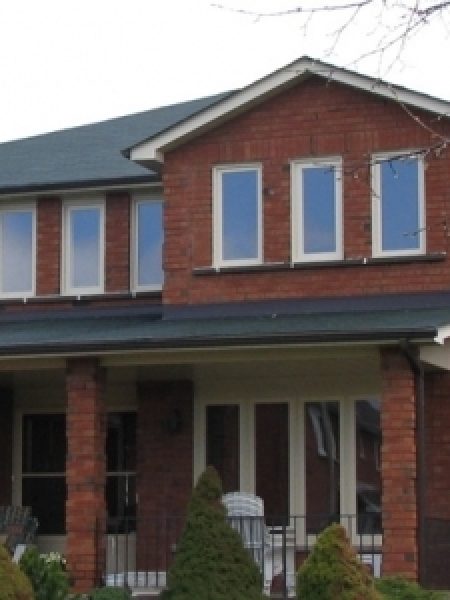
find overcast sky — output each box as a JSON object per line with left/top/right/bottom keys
{"left": 0, "top": 0, "right": 449, "bottom": 143}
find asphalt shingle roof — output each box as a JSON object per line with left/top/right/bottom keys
{"left": 0, "top": 92, "right": 231, "bottom": 194}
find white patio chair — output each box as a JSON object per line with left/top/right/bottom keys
{"left": 222, "top": 492, "right": 273, "bottom": 594}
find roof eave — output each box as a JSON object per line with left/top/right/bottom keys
{"left": 129, "top": 56, "right": 450, "bottom": 165}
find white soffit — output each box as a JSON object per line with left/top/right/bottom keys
{"left": 420, "top": 327, "right": 450, "bottom": 370}
{"left": 130, "top": 56, "right": 450, "bottom": 165}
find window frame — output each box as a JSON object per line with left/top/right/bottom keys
{"left": 0, "top": 201, "right": 36, "bottom": 299}
{"left": 291, "top": 157, "right": 343, "bottom": 263}
{"left": 371, "top": 151, "right": 425, "bottom": 258}
{"left": 131, "top": 193, "right": 164, "bottom": 293}
{"left": 213, "top": 164, "right": 263, "bottom": 267}
{"left": 62, "top": 197, "right": 105, "bottom": 296}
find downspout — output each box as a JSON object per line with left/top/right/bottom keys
{"left": 400, "top": 341, "right": 426, "bottom": 585}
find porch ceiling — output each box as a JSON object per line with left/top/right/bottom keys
{"left": 0, "top": 295, "right": 447, "bottom": 358}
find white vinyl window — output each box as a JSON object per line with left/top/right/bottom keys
{"left": 213, "top": 165, "right": 262, "bottom": 267}
{"left": 291, "top": 158, "right": 342, "bottom": 262}
{"left": 0, "top": 204, "right": 35, "bottom": 297}
{"left": 372, "top": 153, "right": 425, "bottom": 257}
{"left": 63, "top": 199, "right": 104, "bottom": 295}
{"left": 132, "top": 195, "right": 164, "bottom": 291}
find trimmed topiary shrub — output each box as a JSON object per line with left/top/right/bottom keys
{"left": 19, "top": 547, "right": 69, "bottom": 600}
{"left": 0, "top": 544, "right": 34, "bottom": 600}
{"left": 375, "top": 576, "right": 445, "bottom": 599}
{"left": 296, "top": 523, "right": 381, "bottom": 600}
{"left": 161, "top": 466, "right": 265, "bottom": 600}
{"left": 89, "top": 587, "right": 131, "bottom": 600}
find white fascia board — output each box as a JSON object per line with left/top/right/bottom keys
{"left": 434, "top": 324, "right": 450, "bottom": 345}
{"left": 130, "top": 56, "right": 450, "bottom": 165}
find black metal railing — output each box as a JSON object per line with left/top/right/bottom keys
{"left": 104, "top": 514, "right": 382, "bottom": 598}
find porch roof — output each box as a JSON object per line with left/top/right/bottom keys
{"left": 0, "top": 294, "right": 449, "bottom": 355}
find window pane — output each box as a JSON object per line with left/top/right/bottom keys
{"left": 2, "top": 211, "right": 33, "bottom": 293}
{"left": 305, "top": 402, "right": 340, "bottom": 533}
{"left": 106, "top": 474, "right": 136, "bottom": 531}
{"left": 206, "top": 405, "right": 239, "bottom": 493}
{"left": 107, "top": 413, "right": 136, "bottom": 472}
{"left": 303, "top": 167, "right": 336, "bottom": 253}
{"left": 356, "top": 399, "right": 382, "bottom": 535}
{"left": 137, "top": 201, "right": 163, "bottom": 287}
{"left": 222, "top": 169, "right": 259, "bottom": 261}
{"left": 22, "top": 414, "right": 66, "bottom": 473}
{"left": 70, "top": 207, "right": 101, "bottom": 288}
{"left": 22, "top": 476, "right": 66, "bottom": 535}
{"left": 255, "top": 403, "right": 289, "bottom": 525}
{"left": 381, "top": 158, "right": 420, "bottom": 251}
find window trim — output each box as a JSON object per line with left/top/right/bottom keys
{"left": 213, "top": 164, "right": 263, "bottom": 268}
{"left": 131, "top": 193, "right": 164, "bottom": 293}
{"left": 371, "top": 151, "right": 425, "bottom": 258}
{"left": 0, "top": 201, "right": 36, "bottom": 299}
{"left": 291, "top": 157, "right": 343, "bottom": 263}
{"left": 62, "top": 197, "right": 105, "bottom": 296}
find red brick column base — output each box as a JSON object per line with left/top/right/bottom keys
{"left": 66, "top": 358, "right": 106, "bottom": 593}
{"left": 380, "top": 348, "right": 418, "bottom": 580}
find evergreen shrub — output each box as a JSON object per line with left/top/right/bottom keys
{"left": 375, "top": 576, "right": 445, "bottom": 600}
{"left": 161, "top": 466, "right": 265, "bottom": 600}
{"left": 0, "top": 544, "right": 34, "bottom": 600}
{"left": 89, "top": 587, "right": 131, "bottom": 600}
{"left": 296, "top": 523, "right": 381, "bottom": 600}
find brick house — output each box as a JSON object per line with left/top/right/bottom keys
{"left": 1, "top": 56, "right": 450, "bottom": 593}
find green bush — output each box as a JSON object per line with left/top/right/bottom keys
{"left": 296, "top": 523, "right": 381, "bottom": 600}
{"left": 375, "top": 576, "right": 445, "bottom": 599}
{"left": 161, "top": 466, "right": 265, "bottom": 600}
{"left": 89, "top": 587, "right": 131, "bottom": 600}
{"left": 19, "top": 548, "right": 69, "bottom": 600}
{"left": 0, "top": 544, "right": 34, "bottom": 600}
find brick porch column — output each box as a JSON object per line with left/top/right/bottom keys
{"left": 380, "top": 348, "right": 418, "bottom": 579}
{"left": 66, "top": 358, "right": 106, "bottom": 592}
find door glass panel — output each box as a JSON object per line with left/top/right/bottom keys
{"left": 305, "top": 401, "right": 340, "bottom": 533}
{"left": 206, "top": 405, "right": 239, "bottom": 493}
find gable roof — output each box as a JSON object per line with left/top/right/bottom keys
{"left": 130, "top": 55, "right": 450, "bottom": 166}
{"left": 0, "top": 92, "right": 231, "bottom": 195}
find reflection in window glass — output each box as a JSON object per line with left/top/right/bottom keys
{"left": 302, "top": 166, "right": 337, "bottom": 254}
{"left": 305, "top": 402, "right": 340, "bottom": 533}
{"left": 356, "top": 399, "right": 382, "bottom": 534}
{"left": 379, "top": 157, "right": 421, "bottom": 252}
{"left": 136, "top": 200, "right": 163, "bottom": 288}
{"left": 220, "top": 168, "right": 260, "bottom": 262}
{"left": 207, "top": 405, "right": 239, "bottom": 493}
{"left": 1, "top": 210, "right": 33, "bottom": 294}
{"left": 69, "top": 207, "right": 101, "bottom": 289}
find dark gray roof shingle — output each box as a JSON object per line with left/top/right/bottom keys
{"left": 0, "top": 92, "right": 231, "bottom": 194}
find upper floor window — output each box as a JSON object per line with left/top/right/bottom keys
{"left": 0, "top": 204, "right": 35, "bottom": 297}
{"left": 291, "top": 158, "right": 342, "bottom": 262}
{"left": 213, "top": 165, "right": 262, "bottom": 266}
{"left": 132, "top": 196, "right": 164, "bottom": 291}
{"left": 372, "top": 153, "right": 425, "bottom": 257}
{"left": 63, "top": 199, "right": 104, "bottom": 295}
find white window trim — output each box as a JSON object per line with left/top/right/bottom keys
{"left": 131, "top": 193, "right": 164, "bottom": 293}
{"left": 371, "top": 151, "right": 425, "bottom": 258}
{"left": 0, "top": 201, "right": 36, "bottom": 299}
{"left": 213, "top": 164, "right": 263, "bottom": 267}
{"left": 291, "top": 157, "right": 343, "bottom": 263}
{"left": 62, "top": 197, "right": 105, "bottom": 296}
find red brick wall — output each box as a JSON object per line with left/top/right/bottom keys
{"left": 425, "top": 373, "right": 450, "bottom": 519}
{"left": 36, "top": 197, "right": 61, "bottom": 295}
{"left": 0, "top": 390, "right": 13, "bottom": 505}
{"left": 136, "top": 381, "right": 193, "bottom": 571}
{"left": 105, "top": 192, "right": 130, "bottom": 293}
{"left": 162, "top": 76, "right": 450, "bottom": 305}
{"left": 66, "top": 358, "right": 106, "bottom": 592}
{"left": 380, "top": 348, "right": 418, "bottom": 579}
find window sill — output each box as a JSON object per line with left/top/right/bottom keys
{"left": 193, "top": 253, "right": 446, "bottom": 275}
{"left": 0, "top": 290, "right": 162, "bottom": 306}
